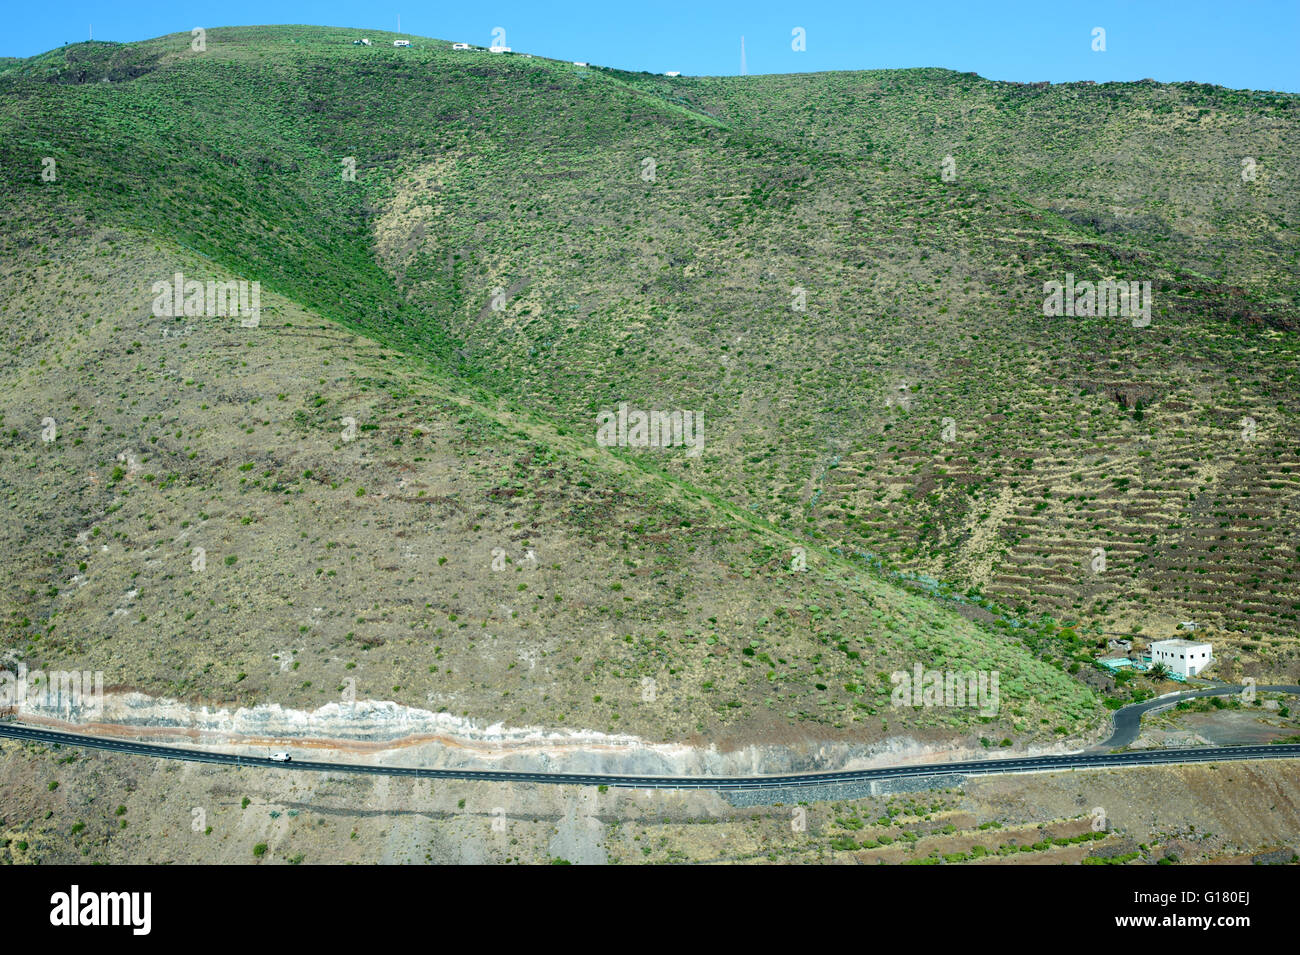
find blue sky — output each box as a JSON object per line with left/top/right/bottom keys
{"left": 5, "top": 0, "right": 1298, "bottom": 92}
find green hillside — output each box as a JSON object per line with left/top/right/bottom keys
{"left": 1, "top": 25, "right": 1297, "bottom": 746}
{"left": 615, "top": 67, "right": 1300, "bottom": 306}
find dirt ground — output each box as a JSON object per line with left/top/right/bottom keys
{"left": 2, "top": 737, "right": 1296, "bottom": 865}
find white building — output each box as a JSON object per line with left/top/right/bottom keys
{"left": 665, "top": 71, "right": 680, "bottom": 77}
{"left": 452, "top": 43, "right": 471, "bottom": 50}
{"left": 393, "top": 39, "right": 411, "bottom": 48}
{"left": 1150, "top": 638, "right": 1213, "bottom": 677}
{"left": 490, "top": 46, "right": 512, "bottom": 53}
{"left": 573, "top": 61, "right": 588, "bottom": 67}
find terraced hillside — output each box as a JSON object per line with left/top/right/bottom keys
{"left": 366, "top": 43, "right": 1300, "bottom": 662}
{"left": 617, "top": 68, "right": 1300, "bottom": 305}
{"left": 0, "top": 25, "right": 1296, "bottom": 752}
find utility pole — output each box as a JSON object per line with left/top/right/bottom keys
{"left": 740, "top": 35, "right": 746, "bottom": 75}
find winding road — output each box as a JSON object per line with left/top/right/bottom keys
{"left": 1092, "top": 683, "right": 1300, "bottom": 749}
{"left": 2, "top": 683, "right": 1299, "bottom": 791}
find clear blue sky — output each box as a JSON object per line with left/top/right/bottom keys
{"left": 6, "top": 0, "right": 1298, "bottom": 92}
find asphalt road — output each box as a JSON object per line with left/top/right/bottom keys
{"left": 1093, "top": 684, "right": 1300, "bottom": 749}
{"left": 2, "top": 722, "right": 1299, "bottom": 792}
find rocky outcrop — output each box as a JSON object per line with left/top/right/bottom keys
{"left": 12, "top": 689, "right": 1087, "bottom": 778}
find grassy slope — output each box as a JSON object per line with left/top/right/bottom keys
{"left": 614, "top": 67, "right": 1300, "bottom": 305}
{"left": 363, "top": 45, "right": 1300, "bottom": 660}
{"left": 1, "top": 24, "right": 1296, "bottom": 743}
{"left": 0, "top": 215, "right": 1099, "bottom": 745}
